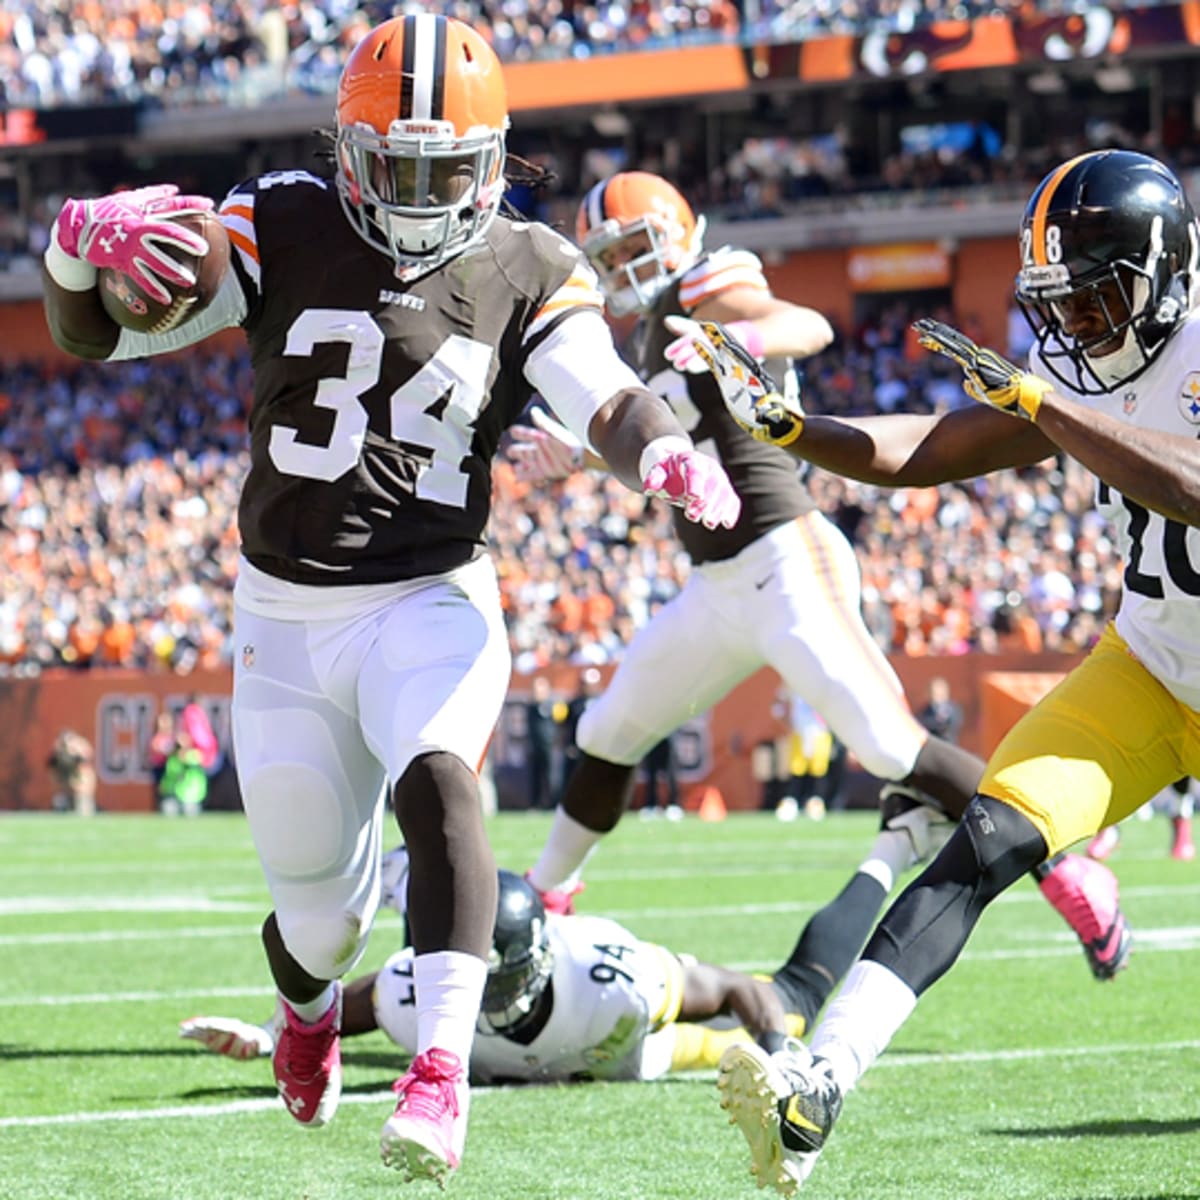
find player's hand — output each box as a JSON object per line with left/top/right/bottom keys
{"left": 54, "top": 184, "right": 215, "bottom": 306}
{"left": 179, "top": 1015, "right": 275, "bottom": 1060}
{"left": 912, "top": 317, "right": 1051, "bottom": 421}
{"left": 665, "top": 316, "right": 804, "bottom": 446}
{"left": 664, "top": 317, "right": 763, "bottom": 375}
{"left": 507, "top": 407, "right": 585, "bottom": 484}
{"left": 642, "top": 445, "right": 742, "bottom": 530}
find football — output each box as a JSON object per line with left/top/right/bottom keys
{"left": 97, "top": 209, "right": 230, "bottom": 335}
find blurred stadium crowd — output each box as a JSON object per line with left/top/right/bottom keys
{"left": 0, "top": 1, "right": 1170, "bottom": 677}
{"left": 0, "top": 304, "right": 1117, "bottom": 674}
{"left": 2, "top": 0, "right": 1055, "bottom": 108}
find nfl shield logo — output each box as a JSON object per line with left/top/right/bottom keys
{"left": 1180, "top": 373, "right": 1200, "bottom": 424}
{"left": 1122, "top": 391, "right": 1137, "bottom": 415}
{"left": 242, "top": 644, "right": 255, "bottom": 668}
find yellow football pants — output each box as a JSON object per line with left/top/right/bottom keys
{"left": 981, "top": 623, "right": 1200, "bottom": 856}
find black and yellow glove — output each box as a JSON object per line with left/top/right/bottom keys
{"left": 663, "top": 316, "right": 805, "bottom": 446}
{"left": 912, "top": 317, "right": 1051, "bottom": 421}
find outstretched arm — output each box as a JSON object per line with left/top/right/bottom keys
{"left": 681, "top": 316, "right": 1056, "bottom": 486}
{"left": 913, "top": 316, "right": 1200, "bottom": 525}
{"left": 679, "top": 959, "right": 787, "bottom": 1039}
{"left": 790, "top": 405, "right": 1054, "bottom": 488}
{"left": 1032, "top": 394, "right": 1200, "bottom": 527}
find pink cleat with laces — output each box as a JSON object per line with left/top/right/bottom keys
{"left": 381, "top": 1048, "right": 469, "bottom": 1185}
{"left": 1036, "top": 853, "right": 1132, "bottom": 981}
{"left": 273, "top": 985, "right": 342, "bottom": 1126}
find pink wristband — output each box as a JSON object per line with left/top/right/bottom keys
{"left": 724, "top": 319, "right": 765, "bottom": 361}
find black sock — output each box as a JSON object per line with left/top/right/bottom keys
{"left": 771, "top": 871, "right": 889, "bottom": 1027}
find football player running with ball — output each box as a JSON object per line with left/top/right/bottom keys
{"left": 41, "top": 15, "right": 740, "bottom": 1186}
{"left": 687, "top": 148, "right": 1200, "bottom": 1195}
{"left": 513, "top": 171, "right": 1131, "bottom": 996}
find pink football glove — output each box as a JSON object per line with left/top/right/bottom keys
{"left": 642, "top": 445, "right": 742, "bottom": 530}
{"left": 508, "top": 407, "right": 585, "bottom": 484}
{"left": 55, "top": 184, "right": 214, "bottom": 306}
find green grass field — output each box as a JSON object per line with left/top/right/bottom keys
{"left": 2, "top": 810, "right": 1197, "bottom": 1200}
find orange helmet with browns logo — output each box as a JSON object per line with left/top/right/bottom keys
{"left": 575, "top": 172, "right": 705, "bottom": 315}
{"left": 336, "top": 14, "right": 509, "bottom": 279}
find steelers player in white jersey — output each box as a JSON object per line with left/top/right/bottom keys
{"left": 513, "top": 170, "right": 1131, "bottom": 992}
{"left": 686, "top": 148, "right": 1200, "bottom": 1195}
{"left": 180, "top": 864, "right": 801, "bottom": 1083}
{"left": 40, "top": 16, "right": 741, "bottom": 1186}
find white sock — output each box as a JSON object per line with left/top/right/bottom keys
{"left": 286, "top": 982, "right": 338, "bottom": 1024}
{"left": 809, "top": 960, "right": 917, "bottom": 1095}
{"left": 526, "top": 807, "right": 603, "bottom": 893}
{"left": 414, "top": 950, "right": 488, "bottom": 1064}
{"left": 858, "top": 828, "right": 916, "bottom": 893}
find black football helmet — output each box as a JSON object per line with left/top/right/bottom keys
{"left": 1016, "top": 149, "right": 1199, "bottom": 394}
{"left": 478, "top": 870, "right": 553, "bottom": 1034}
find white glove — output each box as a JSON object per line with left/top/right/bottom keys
{"left": 664, "top": 316, "right": 805, "bottom": 446}
{"left": 179, "top": 1013, "right": 278, "bottom": 1059}
{"left": 664, "top": 317, "right": 763, "bottom": 374}
{"left": 508, "top": 407, "right": 585, "bottom": 484}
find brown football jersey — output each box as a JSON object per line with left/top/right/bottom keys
{"left": 220, "top": 171, "right": 597, "bottom": 584}
{"left": 628, "top": 248, "right": 815, "bottom": 566}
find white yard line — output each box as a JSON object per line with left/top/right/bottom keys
{"left": 2, "top": 927, "right": 1198, "bottom": 1008}
{"left": 3, "top": 881, "right": 1197, "bottom": 922}
{"left": 2, "top": 1038, "right": 1199, "bottom": 1130}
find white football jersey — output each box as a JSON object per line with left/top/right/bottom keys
{"left": 372, "top": 914, "right": 684, "bottom": 1083}
{"left": 1031, "top": 309, "right": 1200, "bottom": 710}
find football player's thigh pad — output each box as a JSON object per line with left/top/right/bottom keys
{"left": 234, "top": 610, "right": 389, "bottom": 977}
{"left": 767, "top": 516, "right": 924, "bottom": 780}
{"left": 982, "top": 624, "right": 1193, "bottom": 855}
{"left": 358, "top": 557, "right": 512, "bottom": 780}
{"left": 577, "top": 582, "right": 754, "bottom": 764}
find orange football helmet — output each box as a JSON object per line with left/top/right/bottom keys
{"left": 575, "top": 171, "right": 705, "bottom": 315}
{"left": 336, "top": 14, "right": 509, "bottom": 278}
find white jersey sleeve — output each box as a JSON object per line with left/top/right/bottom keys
{"left": 470, "top": 914, "right": 685, "bottom": 1084}
{"left": 1031, "top": 310, "right": 1200, "bottom": 710}
{"left": 523, "top": 307, "right": 644, "bottom": 456}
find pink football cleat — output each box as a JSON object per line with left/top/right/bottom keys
{"left": 1171, "top": 816, "right": 1196, "bottom": 861}
{"left": 1037, "top": 854, "right": 1132, "bottom": 981}
{"left": 273, "top": 985, "right": 342, "bottom": 1126}
{"left": 381, "top": 1048, "right": 469, "bottom": 1184}
{"left": 525, "top": 870, "right": 584, "bottom": 916}
{"left": 1086, "top": 825, "right": 1121, "bottom": 860}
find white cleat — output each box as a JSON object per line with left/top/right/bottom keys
{"left": 717, "top": 1042, "right": 823, "bottom": 1196}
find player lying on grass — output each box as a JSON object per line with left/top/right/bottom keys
{"left": 183, "top": 857, "right": 815, "bottom": 1082}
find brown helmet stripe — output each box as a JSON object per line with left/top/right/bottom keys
{"left": 399, "top": 14, "right": 415, "bottom": 119}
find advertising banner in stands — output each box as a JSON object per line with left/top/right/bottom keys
{"left": 0, "top": 654, "right": 1082, "bottom": 814}
{"left": 847, "top": 242, "right": 952, "bottom": 293}
{"left": 504, "top": 43, "right": 749, "bottom": 110}
{"left": 774, "top": 4, "right": 1200, "bottom": 83}
{"left": 485, "top": 5, "right": 1197, "bottom": 109}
